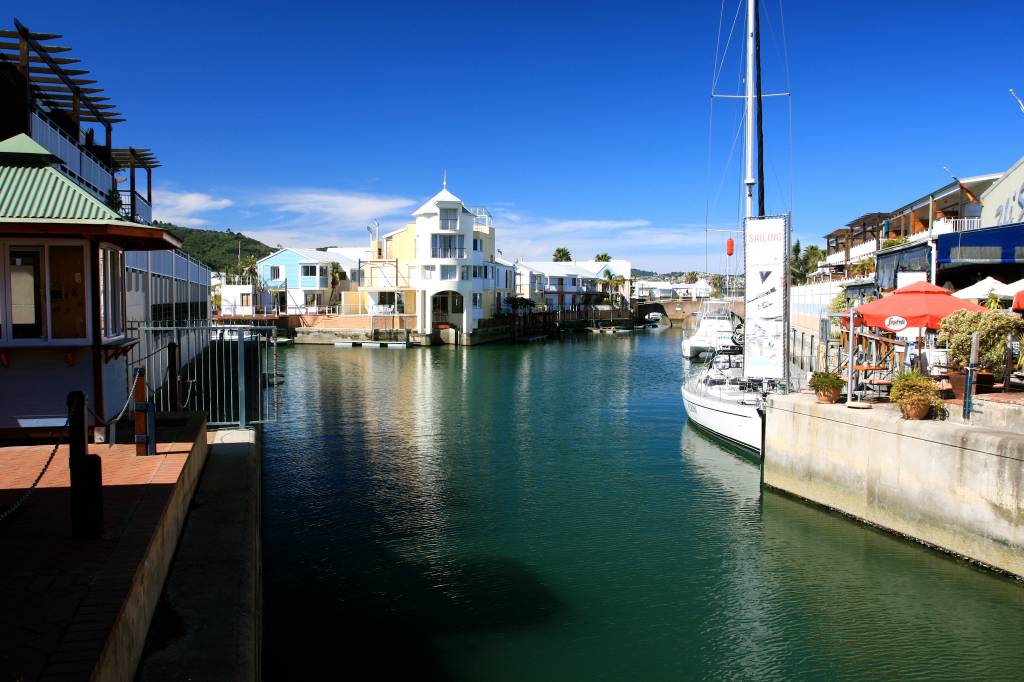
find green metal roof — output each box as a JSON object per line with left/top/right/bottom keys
{"left": 0, "top": 134, "right": 123, "bottom": 222}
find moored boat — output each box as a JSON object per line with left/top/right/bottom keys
{"left": 681, "top": 349, "right": 762, "bottom": 454}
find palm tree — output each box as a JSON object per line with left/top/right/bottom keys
{"left": 599, "top": 268, "right": 626, "bottom": 307}
{"left": 328, "top": 261, "right": 346, "bottom": 304}
{"left": 594, "top": 252, "right": 611, "bottom": 262}
{"left": 683, "top": 271, "right": 699, "bottom": 284}
{"left": 236, "top": 255, "right": 259, "bottom": 284}
{"left": 552, "top": 247, "right": 572, "bottom": 262}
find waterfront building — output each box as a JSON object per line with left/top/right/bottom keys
{"left": 219, "top": 247, "right": 358, "bottom": 316}
{"left": 0, "top": 134, "right": 178, "bottom": 434}
{"left": 347, "top": 185, "right": 513, "bottom": 336}
{"left": 514, "top": 259, "right": 632, "bottom": 310}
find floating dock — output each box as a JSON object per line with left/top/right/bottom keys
{"left": 334, "top": 341, "right": 409, "bottom": 349}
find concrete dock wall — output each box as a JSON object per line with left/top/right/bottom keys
{"left": 764, "top": 394, "right": 1024, "bottom": 577}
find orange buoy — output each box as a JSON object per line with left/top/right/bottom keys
{"left": 726, "top": 237, "right": 735, "bottom": 257}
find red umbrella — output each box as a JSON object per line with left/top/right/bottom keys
{"left": 848, "top": 281, "right": 987, "bottom": 332}
{"left": 1014, "top": 290, "right": 1024, "bottom": 313}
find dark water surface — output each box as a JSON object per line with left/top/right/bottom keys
{"left": 262, "top": 331, "right": 1024, "bottom": 680}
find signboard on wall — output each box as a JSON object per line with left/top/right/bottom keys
{"left": 980, "top": 155, "right": 1024, "bottom": 228}
{"left": 743, "top": 215, "right": 789, "bottom": 380}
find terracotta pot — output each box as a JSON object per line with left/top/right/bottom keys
{"left": 815, "top": 388, "right": 841, "bottom": 404}
{"left": 900, "top": 401, "right": 931, "bottom": 420}
{"left": 948, "top": 370, "right": 994, "bottom": 400}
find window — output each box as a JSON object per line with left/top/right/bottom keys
{"left": 472, "top": 293, "right": 482, "bottom": 308}
{"left": 269, "top": 265, "right": 280, "bottom": 280}
{"left": 305, "top": 292, "right": 322, "bottom": 307}
{"left": 473, "top": 238, "right": 482, "bottom": 252}
{"left": 422, "top": 265, "right": 436, "bottom": 280}
{"left": 49, "top": 246, "right": 86, "bottom": 339}
{"left": 441, "top": 265, "right": 457, "bottom": 280}
{"left": 9, "top": 247, "right": 46, "bottom": 339}
{"left": 319, "top": 266, "right": 328, "bottom": 277}
{"left": 431, "top": 234, "right": 465, "bottom": 258}
{"left": 461, "top": 265, "right": 470, "bottom": 280}
{"left": 99, "top": 247, "right": 124, "bottom": 338}
{"left": 440, "top": 208, "right": 458, "bottom": 230}
{"left": 240, "top": 293, "right": 252, "bottom": 306}
{"left": 301, "top": 265, "right": 317, "bottom": 277}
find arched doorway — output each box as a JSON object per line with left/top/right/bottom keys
{"left": 431, "top": 291, "right": 464, "bottom": 329}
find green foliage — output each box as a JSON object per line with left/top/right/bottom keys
{"left": 683, "top": 271, "right": 699, "bottom": 284}
{"left": 789, "top": 242, "right": 827, "bottom": 284}
{"left": 105, "top": 189, "right": 123, "bottom": 213}
{"left": 594, "top": 253, "right": 611, "bottom": 262}
{"left": 155, "top": 222, "right": 273, "bottom": 272}
{"left": 890, "top": 370, "right": 944, "bottom": 417}
{"left": 882, "top": 236, "right": 908, "bottom": 249}
{"left": 984, "top": 291, "right": 1003, "bottom": 310}
{"left": 828, "top": 291, "right": 848, "bottom": 313}
{"left": 809, "top": 371, "right": 844, "bottom": 392}
{"left": 709, "top": 273, "right": 725, "bottom": 297}
{"left": 937, "top": 310, "right": 1024, "bottom": 371}
{"left": 505, "top": 295, "right": 537, "bottom": 310}
{"left": 848, "top": 258, "right": 875, "bottom": 278}
{"left": 552, "top": 247, "right": 572, "bottom": 262}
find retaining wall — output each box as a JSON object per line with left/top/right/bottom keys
{"left": 764, "top": 394, "right": 1024, "bottom": 577}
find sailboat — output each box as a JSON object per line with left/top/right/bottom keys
{"left": 681, "top": 0, "right": 789, "bottom": 456}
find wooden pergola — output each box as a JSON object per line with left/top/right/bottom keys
{"left": 0, "top": 18, "right": 124, "bottom": 150}
{"left": 111, "top": 147, "right": 161, "bottom": 221}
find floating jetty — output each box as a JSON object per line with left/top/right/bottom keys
{"left": 334, "top": 340, "right": 409, "bottom": 349}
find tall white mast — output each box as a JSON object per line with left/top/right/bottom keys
{"left": 743, "top": 0, "right": 756, "bottom": 221}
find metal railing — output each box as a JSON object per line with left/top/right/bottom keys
{"left": 118, "top": 189, "right": 152, "bottom": 224}
{"left": 126, "top": 322, "right": 279, "bottom": 427}
{"left": 29, "top": 110, "right": 113, "bottom": 198}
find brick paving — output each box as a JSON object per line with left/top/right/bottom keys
{"left": 0, "top": 421, "right": 200, "bottom": 681}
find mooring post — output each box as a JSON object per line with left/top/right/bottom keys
{"left": 133, "top": 367, "right": 147, "bottom": 456}
{"left": 68, "top": 391, "right": 103, "bottom": 539}
{"left": 168, "top": 341, "right": 180, "bottom": 412}
{"left": 963, "top": 331, "right": 979, "bottom": 421}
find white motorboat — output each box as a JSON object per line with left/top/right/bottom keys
{"left": 681, "top": 349, "right": 763, "bottom": 454}
{"left": 681, "top": 301, "right": 739, "bottom": 358}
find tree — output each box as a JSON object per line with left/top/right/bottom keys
{"left": 552, "top": 247, "right": 572, "bottom": 262}
{"left": 229, "top": 254, "right": 260, "bottom": 283}
{"left": 683, "top": 271, "right": 699, "bottom": 284}
{"left": 709, "top": 273, "right": 725, "bottom": 297}
{"left": 505, "top": 295, "right": 537, "bottom": 313}
{"left": 328, "top": 261, "right": 346, "bottom": 304}
{"left": 599, "top": 268, "right": 626, "bottom": 307}
{"left": 594, "top": 253, "right": 611, "bottom": 262}
{"left": 801, "top": 245, "right": 825, "bottom": 278}
{"left": 790, "top": 239, "right": 805, "bottom": 284}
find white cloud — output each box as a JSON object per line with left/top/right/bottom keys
{"left": 154, "top": 189, "right": 232, "bottom": 226}
{"left": 259, "top": 189, "right": 416, "bottom": 227}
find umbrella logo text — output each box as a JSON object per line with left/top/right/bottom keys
{"left": 884, "top": 315, "right": 908, "bottom": 331}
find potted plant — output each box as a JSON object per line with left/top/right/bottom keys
{"left": 937, "top": 310, "right": 1024, "bottom": 399}
{"left": 890, "top": 370, "right": 944, "bottom": 420}
{"left": 809, "top": 371, "right": 844, "bottom": 403}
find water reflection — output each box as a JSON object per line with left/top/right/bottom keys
{"left": 264, "top": 334, "right": 1024, "bottom": 681}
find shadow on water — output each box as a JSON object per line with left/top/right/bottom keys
{"left": 265, "top": 548, "right": 562, "bottom": 679}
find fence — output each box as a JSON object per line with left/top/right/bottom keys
{"left": 125, "top": 322, "right": 279, "bottom": 427}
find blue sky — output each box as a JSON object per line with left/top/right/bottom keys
{"left": 16, "top": 1, "right": 1024, "bottom": 272}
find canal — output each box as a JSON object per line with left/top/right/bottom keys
{"left": 262, "top": 331, "right": 1024, "bottom": 680}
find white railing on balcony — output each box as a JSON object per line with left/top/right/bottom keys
{"left": 29, "top": 111, "right": 113, "bottom": 200}
{"left": 932, "top": 217, "right": 982, "bottom": 233}
{"left": 824, "top": 239, "right": 879, "bottom": 266}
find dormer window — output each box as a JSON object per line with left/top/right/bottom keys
{"left": 440, "top": 208, "right": 458, "bottom": 231}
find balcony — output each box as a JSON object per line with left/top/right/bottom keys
{"left": 118, "top": 190, "right": 152, "bottom": 224}
{"left": 824, "top": 240, "right": 879, "bottom": 266}
{"left": 29, "top": 110, "right": 113, "bottom": 200}
{"left": 359, "top": 261, "right": 413, "bottom": 289}
{"left": 932, "top": 217, "right": 981, "bottom": 234}
{"left": 431, "top": 248, "right": 466, "bottom": 259}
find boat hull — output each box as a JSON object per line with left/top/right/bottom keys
{"left": 681, "top": 384, "right": 762, "bottom": 455}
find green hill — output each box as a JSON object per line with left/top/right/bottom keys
{"left": 154, "top": 223, "right": 274, "bottom": 272}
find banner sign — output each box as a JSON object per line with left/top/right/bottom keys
{"left": 743, "top": 215, "right": 789, "bottom": 380}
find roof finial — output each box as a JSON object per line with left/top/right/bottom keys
{"left": 442, "top": 170, "right": 447, "bottom": 189}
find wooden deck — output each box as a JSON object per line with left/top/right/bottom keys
{"left": 0, "top": 413, "right": 208, "bottom": 681}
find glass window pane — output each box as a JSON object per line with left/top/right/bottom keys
{"left": 49, "top": 246, "right": 87, "bottom": 338}
{"left": 10, "top": 247, "right": 47, "bottom": 339}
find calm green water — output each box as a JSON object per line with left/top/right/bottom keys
{"left": 262, "top": 331, "right": 1024, "bottom": 680}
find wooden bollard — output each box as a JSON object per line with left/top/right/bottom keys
{"left": 68, "top": 391, "right": 103, "bottom": 539}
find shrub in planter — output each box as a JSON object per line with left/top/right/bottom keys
{"left": 809, "top": 371, "right": 844, "bottom": 403}
{"left": 890, "top": 370, "right": 944, "bottom": 420}
{"left": 938, "top": 310, "right": 1024, "bottom": 371}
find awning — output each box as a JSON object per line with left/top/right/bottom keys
{"left": 936, "top": 223, "right": 1024, "bottom": 266}
{"left": 952, "top": 276, "right": 1005, "bottom": 301}
{"left": 993, "top": 277, "right": 1024, "bottom": 299}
